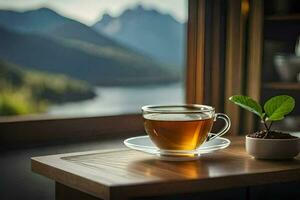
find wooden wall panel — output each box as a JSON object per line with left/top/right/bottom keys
{"left": 244, "top": 0, "right": 264, "bottom": 133}
{"left": 224, "top": 0, "right": 247, "bottom": 135}
{"left": 210, "top": 0, "right": 223, "bottom": 112}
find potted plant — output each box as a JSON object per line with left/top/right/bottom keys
{"left": 229, "top": 95, "right": 299, "bottom": 159}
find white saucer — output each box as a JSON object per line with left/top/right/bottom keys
{"left": 124, "top": 135, "right": 231, "bottom": 161}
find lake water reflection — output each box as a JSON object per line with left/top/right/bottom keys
{"left": 48, "top": 83, "right": 184, "bottom": 117}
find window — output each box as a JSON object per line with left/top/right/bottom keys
{"left": 1, "top": 0, "right": 225, "bottom": 144}
{"left": 0, "top": 0, "right": 188, "bottom": 118}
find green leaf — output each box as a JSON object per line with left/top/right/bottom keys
{"left": 264, "top": 95, "right": 295, "bottom": 121}
{"left": 229, "top": 95, "right": 263, "bottom": 118}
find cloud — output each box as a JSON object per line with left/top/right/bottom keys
{"left": 0, "top": 0, "right": 187, "bottom": 25}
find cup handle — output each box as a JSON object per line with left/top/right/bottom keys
{"left": 207, "top": 113, "right": 231, "bottom": 141}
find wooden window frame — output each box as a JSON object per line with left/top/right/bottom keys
{"left": 224, "top": 0, "right": 263, "bottom": 135}
{"left": 0, "top": 0, "right": 211, "bottom": 146}
{"left": 224, "top": 0, "right": 247, "bottom": 135}
{"left": 186, "top": 0, "right": 206, "bottom": 104}
{"left": 188, "top": 0, "right": 263, "bottom": 135}
{"left": 186, "top": 0, "right": 226, "bottom": 109}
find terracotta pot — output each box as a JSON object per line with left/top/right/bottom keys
{"left": 245, "top": 136, "right": 300, "bottom": 159}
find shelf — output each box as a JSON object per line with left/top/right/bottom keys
{"left": 263, "top": 82, "right": 300, "bottom": 90}
{"left": 265, "top": 14, "right": 300, "bottom": 21}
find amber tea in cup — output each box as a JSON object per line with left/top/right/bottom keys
{"left": 142, "top": 105, "right": 230, "bottom": 151}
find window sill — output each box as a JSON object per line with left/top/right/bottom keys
{"left": 0, "top": 113, "right": 144, "bottom": 148}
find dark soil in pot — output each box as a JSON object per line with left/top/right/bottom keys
{"left": 247, "top": 130, "right": 298, "bottom": 139}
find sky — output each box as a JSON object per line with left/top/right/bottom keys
{"left": 0, "top": 0, "right": 188, "bottom": 25}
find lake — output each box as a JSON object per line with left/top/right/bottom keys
{"left": 48, "top": 83, "right": 184, "bottom": 117}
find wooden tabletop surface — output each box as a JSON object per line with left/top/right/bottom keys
{"left": 31, "top": 137, "right": 300, "bottom": 200}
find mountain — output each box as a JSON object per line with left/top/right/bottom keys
{"left": 93, "top": 5, "right": 186, "bottom": 68}
{"left": 0, "top": 60, "right": 95, "bottom": 116}
{"left": 0, "top": 8, "right": 70, "bottom": 33}
{"left": 0, "top": 8, "right": 178, "bottom": 85}
{"left": 0, "top": 8, "right": 141, "bottom": 53}
{"left": 0, "top": 26, "right": 177, "bottom": 85}
{"left": 0, "top": 8, "right": 129, "bottom": 48}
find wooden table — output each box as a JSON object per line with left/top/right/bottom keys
{"left": 31, "top": 137, "right": 300, "bottom": 200}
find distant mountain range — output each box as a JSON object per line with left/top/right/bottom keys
{"left": 0, "top": 8, "right": 69, "bottom": 33}
{"left": 0, "top": 6, "right": 184, "bottom": 85}
{"left": 0, "top": 8, "right": 130, "bottom": 47}
{"left": 93, "top": 5, "right": 186, "bottom": 68}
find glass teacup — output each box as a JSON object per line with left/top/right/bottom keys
{"left": 142, "top": 104, "right": 231, "bottom": 152}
